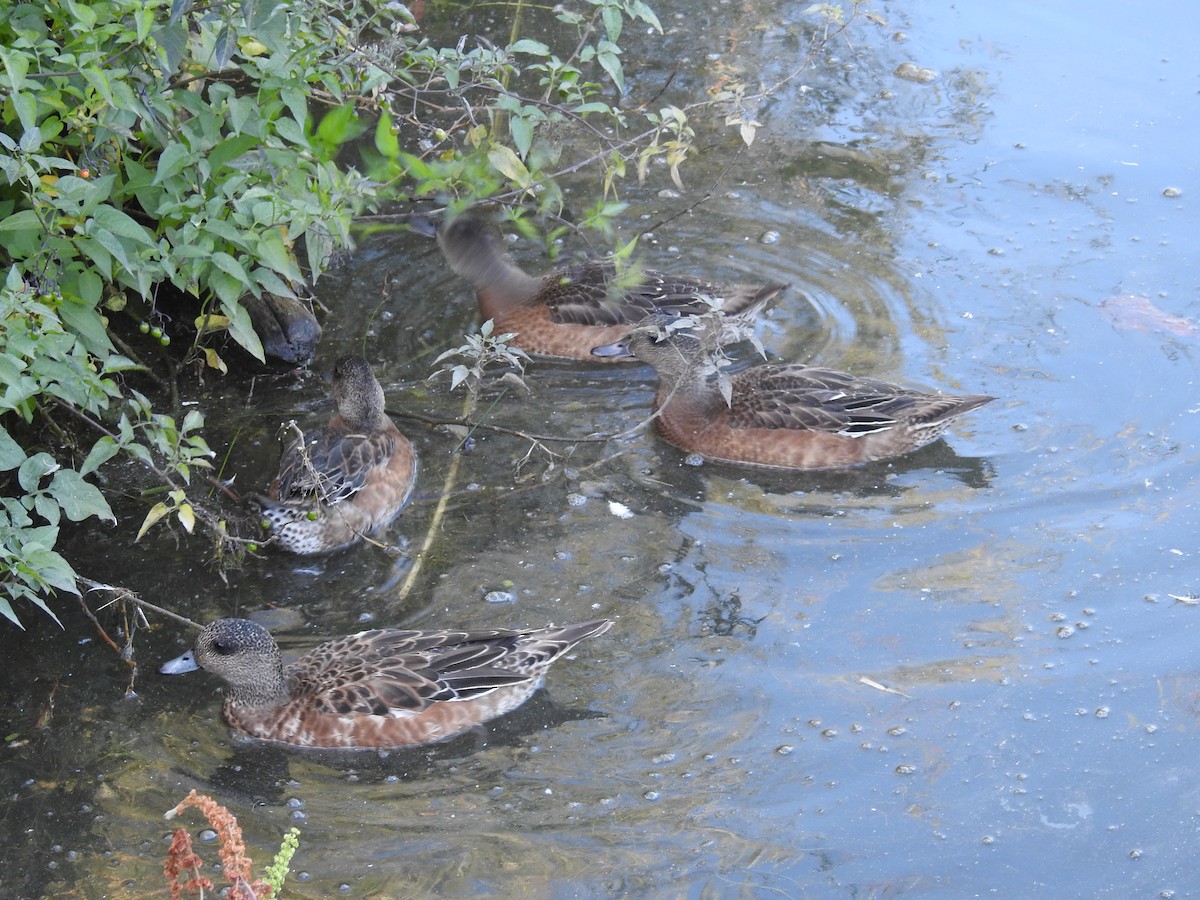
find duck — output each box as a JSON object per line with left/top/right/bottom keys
{"left": 591, "top": 318, "right": 993, "bottom": 469}
{"left": 432, "top": 214, "right": 788, "bottom": 361}
{"left": 251, "top": 355, "right": 418, "bottom": 554}
{"left": 160, "top": 617, "right": 613, "bottom": 749}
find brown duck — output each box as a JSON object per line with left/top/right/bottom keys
{"left": 252, "top": 355, "right": 417, "bottom": 554}
{"left": 592, "top": 320, "right": 993, "bottom": 469}
{"left": 160, "top": 617, "right": 613, "bottom": 749}
{"left": 434, "top": 215, "right": 787, "bottom": 361}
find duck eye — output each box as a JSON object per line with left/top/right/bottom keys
{"left": 211, "top": 640, "right": 234, "bottom": 656}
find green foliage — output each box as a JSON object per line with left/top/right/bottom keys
{"left": 262, "top": 827, "right": 301, "bottom": 895}
{"left": 0, "top": 0, "right": 387, "bottom": 624}
{"left": 433, "top": 318, "right": 530, "bottom": 399}
{"left": 356, "top": 0, "right": 680, "bottom": 218}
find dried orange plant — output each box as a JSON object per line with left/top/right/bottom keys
{"left": 163, "top": 789, "right": 272, "bottom": 900}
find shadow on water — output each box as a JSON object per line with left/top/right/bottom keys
{"left": 193, "top": 689, "right": 608, "bottom": 801}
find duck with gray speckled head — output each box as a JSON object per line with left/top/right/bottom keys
{"left": 160, "top": 618, "right": 613, "bottom": 749}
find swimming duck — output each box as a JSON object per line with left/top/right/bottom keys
{"left": 251, "top": 355, "right": 417, "bottom": 554}
{"left": 592, "top": 320, "right": 993, "bottom": 469}
{"left": 160, "top": 617, "right": 613, "bottom": 749}
{"left": 433, "top": 215, "right": 787, "bottom": 361}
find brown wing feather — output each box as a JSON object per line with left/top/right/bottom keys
{"left": 294, "top": 630, "right": 534, "bottom": 717}
{"left": 545, "top": 262, "right": 770, "bottom": 327}
{"left": 274, "top": 427, "right": 398, "bottom": 504}
{"left": 728, "top": 366, "right": 934, "bottom": 436}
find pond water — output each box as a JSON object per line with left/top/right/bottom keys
{"left": 4, "top": 1, "right": 1200, "bottom": 897}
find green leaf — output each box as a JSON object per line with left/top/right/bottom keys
{"left": 91, "top": 228, "right": 136, "bottom": 274}
{"left": 151, "top": 21, "right": 189, "bottom": 74}
{"left": 280, "top": 86, "right": 308, "bottom": 131}
{"left": 509, "top": 39, "right": 550, "bottom": 56}
{"left": 49, "top": 469, "right": 116, "bottom": 523}
{"left": 602, "top": 6, "right": 622, "bottom": 42}
{"left": 0, "top": 210, "right": 42, "bottom": 234}
{"left": 1, "top": 47, "right": 30, "bottom": 91}
{"left": 154, "top": 143, "right": 191, "bottom": 183}
{"left": 208, "top": 134, "right": 259, "bottom": 173}
{"left": 18, "top": 453, "right": 57, "bottom": 492}
{"left": 12, "top": 90, "right": 36, "bottom": 133}
{"left": 315, "top": 103, "right": 358, "bottom": 148}
{"left": 214, "top": 24, "right": 235, "bottom": 68}
{"left": 256, "top": 232, "right": 303, "bottom": 282}
{"left": 629, "top": 0, "right": 663, "bottom": 31}
{"left": 0, "top": 598, "right": 21, "bottom": 628}
{"left": 93, "top": 205, "right": 155, "bottom": 245}
{"left": 81, "top": 66, "right": 116, "bottom": 108}
{"left": 211, "top": 251, "right": 252, "bottom": 287}
{"left": 510, "top": 116, "right": 533, "bottom": 160}
{"left": 24, "top": 547, "right": 80, "bottom": 596}
{"left": 79, "top": 436, "right": 119, "bottom": 477}
{"left": 374, "top": 110, "right": 399, "bottom": 159}
{"left": 222, "top": 298, "right": 266, "bottom": 362}
{"left": 596, "top": 46, "right": 625, "bottom": 94}
{"left": 76, "top": 269, "right": 103, "bottom": 306}
{"left": 18, "top": 125, "right": 42, "bottom": 153}
{"left": 0, "top": 426, "right": 27, "bottom": 471}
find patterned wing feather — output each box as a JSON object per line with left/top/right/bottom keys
{"left": 729, "top": 366, "right": 919, "bottom": 436}
{"left": 274, "top": 428, "right": 398, "bottom": 505}
{"left": 297, "top": 630, "right": 531, "bottom": 717}
{"left": 545, "top": 263, "right": 750, "bottom": 327}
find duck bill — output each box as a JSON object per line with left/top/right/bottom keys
{"left": 160, "top": 649, "right": 199, "bottom": 675}
{"left": 590, "top": 338, "right": 632, "bottom": 358}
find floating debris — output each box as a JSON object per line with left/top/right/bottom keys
{"left": 1099, "top": 294, "right": 1200, "bottom": 339}
{"left": 895, "top": 62, "right": 937, "bottom": 84}
{"left": 607, "top": 500, "right": 634, "bottom": 519}
{"left": 859, "top": 676, "right": 912, "bottom": 699}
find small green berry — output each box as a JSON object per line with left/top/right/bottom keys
{"left": 150, "top": 326, "right": 162, "bottom": 339}
{"left": 246, "top": 542, "right": 258, "bottom": 552}
{"left": 260, "top": 519, "right": 271, "bottom": 530}
{"left": 305, "top": 510, "right": 319, "bottom": 521}
{"left": 138, "top": 321, "right": 150, "bottom": 334}
{"left": 159, "top": 334, "right": 170, "bottom": 346}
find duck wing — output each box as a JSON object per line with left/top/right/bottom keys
{"left": 294, "top": 629, "right": 533, "bottom": 717}
{"left": 729, "top": 366, "right": 928, "bottom": 436}
{"left": 545, "top": 262, "right": 763, "bottom": 326}
{"left": 273, "top": 426, "right": 398, "bottom": 505}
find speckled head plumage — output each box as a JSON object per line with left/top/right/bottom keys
{"left": 330, "top": 354, "right": 388, "bottom": 431}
